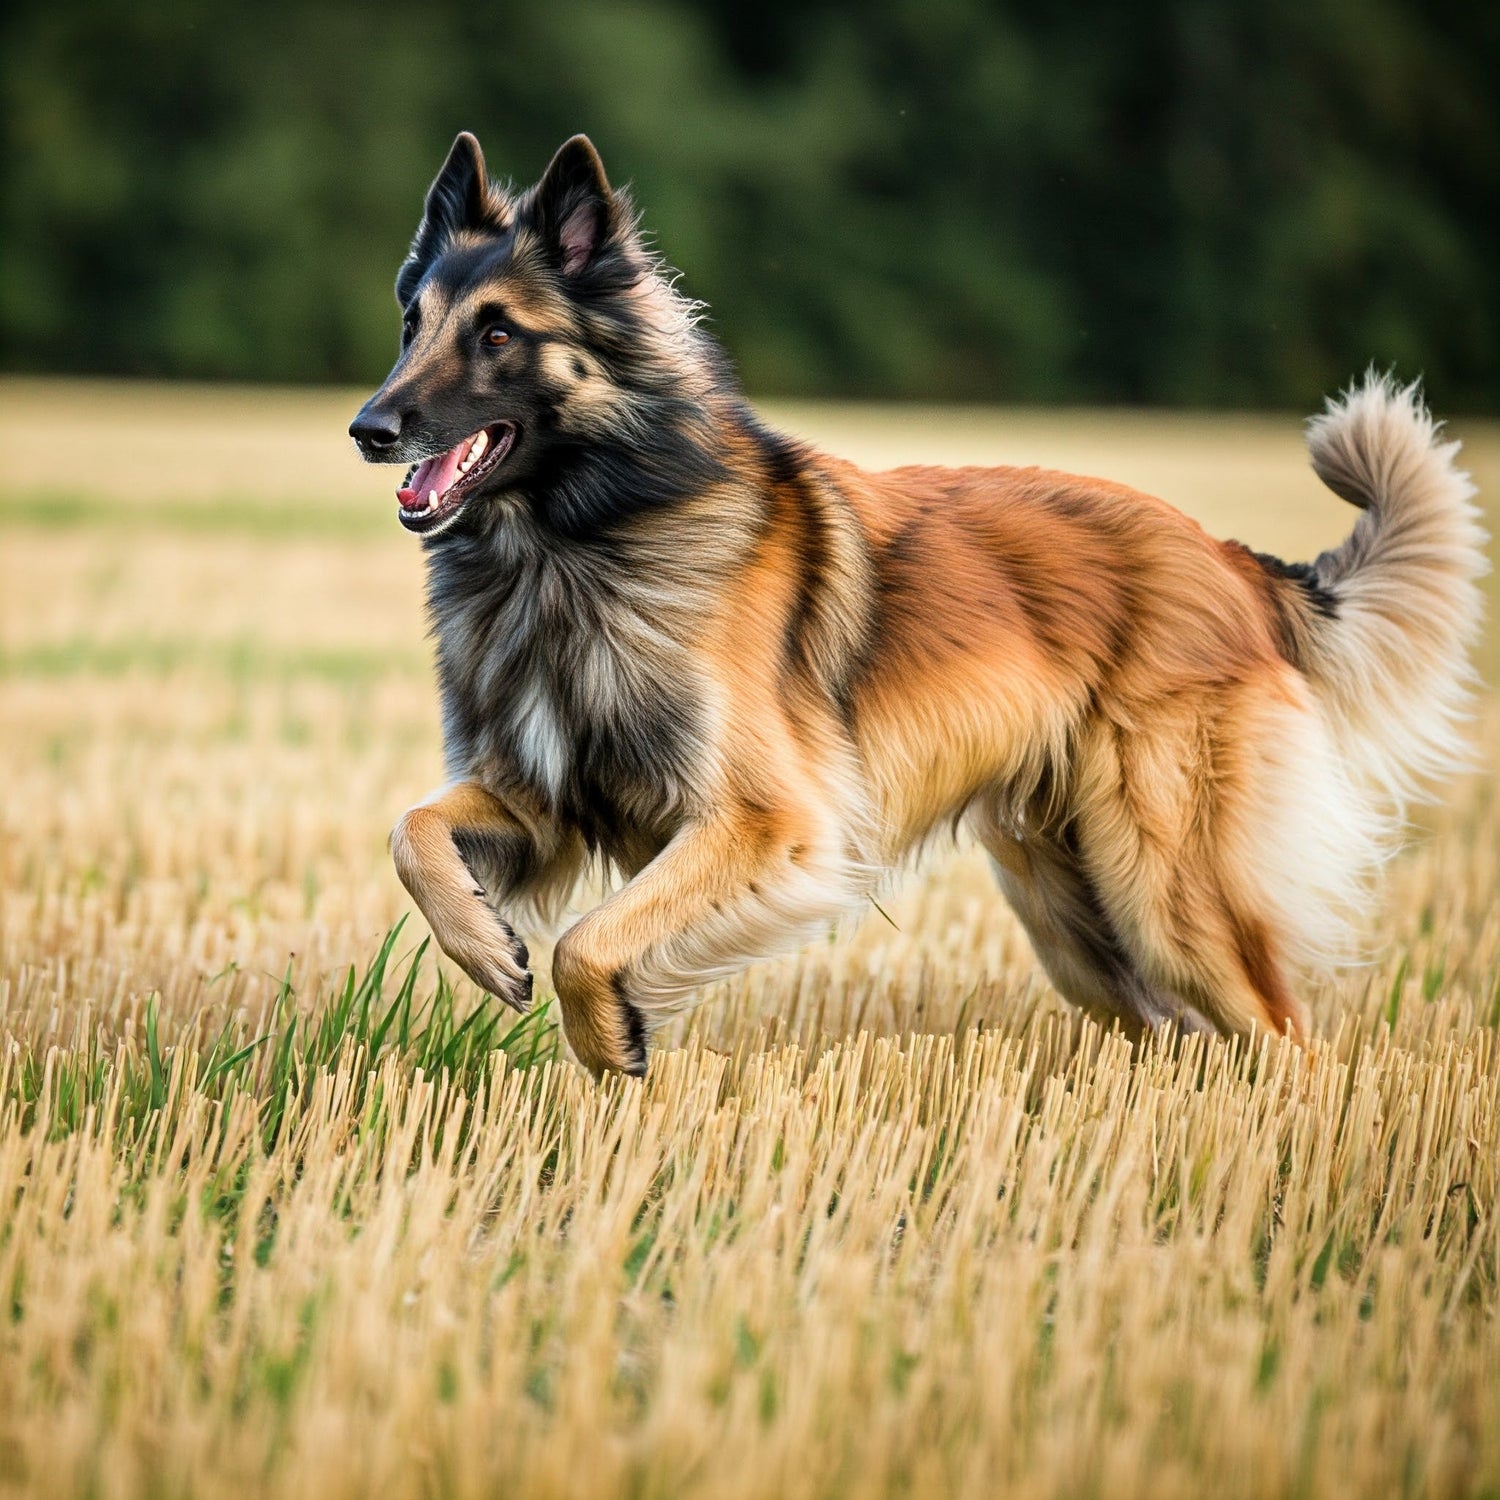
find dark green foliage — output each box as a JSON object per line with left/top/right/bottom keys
{"left": 0, "top": 0, "right": 1493, "bottom": 407}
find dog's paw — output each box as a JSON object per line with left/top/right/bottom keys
{"left": 572, "top": 990, "right": 647, "bottom": 1079}
{"left": 616, "top": 992, "right": 648, "bottom": 1077}
{"left": 478, "top": 963, "right": 535, "bottom": 1015}
{"left": 450, "top": 910, "right": 534, "bottom": 1014}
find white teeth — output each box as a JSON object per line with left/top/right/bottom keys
{"left": 458, "top": 430, "right": 488, "bottom": 476}
{"left": 427, "top": 490, "right": 439, "bottom": 511}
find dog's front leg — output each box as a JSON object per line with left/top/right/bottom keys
{"left": 390, "top": 781, "right": 573, "bottom": 1014}
{"left": 551, "top": 808, "right": 857, "bottom": 1077}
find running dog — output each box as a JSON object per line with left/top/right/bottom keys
{"left": 350, "top": 132, "right": 1486, "bottom": 1075}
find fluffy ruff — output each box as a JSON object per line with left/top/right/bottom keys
{"left": 355, "top": 134, "right": 1488, "bottom": 1074}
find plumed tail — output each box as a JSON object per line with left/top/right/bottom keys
{"left": 1289, "top": 371, "right": 1488, "bottom": 812}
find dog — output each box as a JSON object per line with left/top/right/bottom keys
{"left": 350, "top": 132, "right": 1486, "bottom": 1076}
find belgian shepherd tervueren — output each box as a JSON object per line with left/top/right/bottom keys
{"left": 351, "top": 132, "right": 1486, "bottom": 1077}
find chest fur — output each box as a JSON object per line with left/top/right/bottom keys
{"left": 426, "top": 528, "right": 709, "bottom": 848}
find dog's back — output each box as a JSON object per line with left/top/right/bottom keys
{"left": 357, "top": 135, "right": 1486, "bottom": 1072}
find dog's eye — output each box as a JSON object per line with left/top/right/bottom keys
{"left": 401, "top": 316, "right": 417, "bottom": 348}
{"left": 482, "top": 326, "right": 511, "bottom": 348}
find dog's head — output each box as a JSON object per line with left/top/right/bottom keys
{"left": 350, "top": 133, "right": 708, "bottom": 538}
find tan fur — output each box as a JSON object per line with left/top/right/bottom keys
{"left": 365, "top": 137, "right": 1485, "bottom": 1074}
{"left": 400, "top": 390, "right": 1481, "bottom": 1070}
{"left": 390, "top": 781, "right": 582, "bottom": 1013}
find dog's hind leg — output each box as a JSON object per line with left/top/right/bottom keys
{"left": 390, "top": 781, "right": 582, "bottom": 1014}
{"left": 1062, "top": 678, "right": 1369, "bottom": 1044}
{"left": 972, "top": 802, "right": 1211, "bottom": 1038}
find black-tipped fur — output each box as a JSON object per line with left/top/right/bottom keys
{"left": 396, "top": 132, "right": 497, "bottom": 306}
{"left": 356, "top": 140, "right": 1485, "bottom": 1080}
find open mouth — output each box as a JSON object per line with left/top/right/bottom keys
{"left": 396, "top": 422, "right": 517, "bottom": 535}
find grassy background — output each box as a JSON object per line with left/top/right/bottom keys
{"left": 0, "top": 381, "right": 1496, "bottom": 1498}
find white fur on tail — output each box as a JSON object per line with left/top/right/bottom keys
{"left": 1302, "top": 371, "right": 1488, "bottom": 816}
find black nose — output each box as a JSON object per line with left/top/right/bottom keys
{"left": 349, "top": 405, "right": 403, "bottom": 451}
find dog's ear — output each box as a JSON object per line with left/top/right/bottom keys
{"left": 534, "top": 135, "right": 615, "bottom": 278}
{"left": 396, "top": 132, "right": 490, "bottom": 305}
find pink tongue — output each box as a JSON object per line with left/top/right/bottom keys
{"left": 397, "top": 437, "right": 469, "bottom": 505}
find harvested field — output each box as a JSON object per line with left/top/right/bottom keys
{"left": 1, "top": 379, "right": 1496, "bottom": 1499}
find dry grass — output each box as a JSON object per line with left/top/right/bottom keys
{"left": 0, "top": 380, "right": 1496, "bottom": 1499}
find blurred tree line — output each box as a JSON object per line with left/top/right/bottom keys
{"left": 1, "top": 0, "right": 1494, "bottom": 407}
